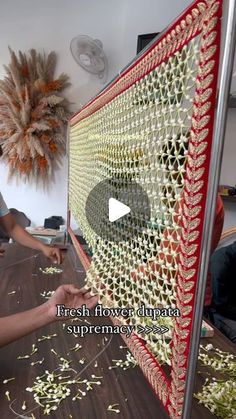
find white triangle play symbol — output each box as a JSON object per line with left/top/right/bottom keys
{"left": 108, "top": 198, "right": 131, "bottom": 222}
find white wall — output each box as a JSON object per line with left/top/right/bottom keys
{"left": 0, "top": 0, "right": 192, "bottom": 226}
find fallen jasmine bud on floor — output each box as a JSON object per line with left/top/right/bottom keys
{"left": 5, "top": 391, "right": 10, "bottom": 401}
{"left": 31, "top": 358, "right": 45, "bottom": 366}
{"left": 79, "top": 358, "right": 86, "bottom": 365}
{"left": 205, "top": 343, "right": 213, "bottom": 351}
{"left": 22, "top": 401, "right": 27, "bottom": 410}
{"left": 72, "top": 388, "right": 86, "bottom": 401}
{"left": 31, "top": 344, "right": 38, "bottom": 355}
{"left": 31, "top": 414, "right": 36, "bottom": 419}
{"left": 39, "top": 267, "right": 63, "bottom": 275}
{"left": 107, "top": 404, "right": 120, "bottom": 414}
{"left": 86, "top": 380, "right": 101, "bottom": 390}
{"left": 17, "top": 355, "right": 30, "bottom": 360}
{"left": 3, "top": 377, "right": 15, "bottom": 384}
{"left": 94, "top": 361, "right": 98, "bottom": 368}
{"left": 102, "top": 337, "right": 109, "bottom": 346}
{"left": 58, "top": 375, "right": 71, "bottom": 381}
{"left": 51, "top": 349, "right": 58, "bottom": 356}
{"left": 78, "top": 389, "right": 86, "bottom": 396}
{"left": 109, "top": 352, "right": 137, "bottom": 370}
{"left": 40, "top": 290, "right": 55, "bottom": 300}
{"left": 70, "top": 317, "right": 83, "bottom": 323}
{"left": 38, "top": 333, "right": 57, "bottom": 342}
{"left": 72, "top": 395, "right": 82, "bottom": 401}
{"left": 59, "top": 357, "right": 72, "bottom": 371}
{"left": 70, "top": 343, "right": 82, "bottom": 352}
{"left": 8, "top": 290, "right": 16, "bottom": 295}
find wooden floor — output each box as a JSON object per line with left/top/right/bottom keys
{"left": 0, "top": 243, "right": 235, "bottom": 419}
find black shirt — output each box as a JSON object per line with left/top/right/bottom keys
{"left": 210, "top": 241, "right": 236, "bottom": 320}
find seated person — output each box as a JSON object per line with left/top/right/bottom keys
{"left": 0, "top": 142, "right": 62, "bottom": 262}
{"left": 209, "top": 241, "right": 236, "bottom": 343}
{"left": 0, "top": 190, "right": 62, "bottom": 263}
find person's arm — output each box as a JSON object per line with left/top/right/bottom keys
{"left": 0, "top": 213, "right": 62, "bottom": 263}
{"left": 0, "top": 302, "right": 52, "bottom": 347}
{"left": 0, "top": 284, "right": 98, "bottom": 347}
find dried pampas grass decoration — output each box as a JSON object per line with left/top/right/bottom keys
{"left": 0, "top": 48, "right": 71, "bottom": 184}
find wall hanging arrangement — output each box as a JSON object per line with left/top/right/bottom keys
{"left": 0, "top": 48, "right": 71, "bottom": 183}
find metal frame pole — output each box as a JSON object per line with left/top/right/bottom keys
{"left": 66, "top": 122, "right": 71, "bottom": 244}
{"left": 182, "top": 1, "right": 236, "bottom": 418}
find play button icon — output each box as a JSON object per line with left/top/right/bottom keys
{"left": 108, "top": 198, "right": 131, "bottom": 222}
{"left": 85, "top": 178, "right": 150, "bottom": 243}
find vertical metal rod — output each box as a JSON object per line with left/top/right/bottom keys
{"left": 182, "top": 1, "right": 236, "bottom": 418}
{"left": 66, "top": 122, "right": 70, "bottom": 244}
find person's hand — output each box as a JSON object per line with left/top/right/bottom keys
{"left": 0, "top": 248, "right": 5, "bottom": 258}
{"left": 45, "top": 284, "right": 98, "bottom": 321}
{"left": 41, "top": 245, "right": 62, "bottom": 264}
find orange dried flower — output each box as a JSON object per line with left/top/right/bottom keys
{"left": 49, "top": 141, "right": 57, "bottom": 153}
{"left": 12, "top": 101, "right": 20, "bottom": 111}
{"left": 8, "top": 156, "right": 18, "bottom": 166}
{"left": 0, "top": 130, "right": 6, "bottom": 138}
{"left": 31, "top": 110, "right": 39, "bottom": 120}
{"left": 7, "top": 130, "right": 15, "bottom": 137}
{"left": 48, "top": 118, "right": 59, "bottom": 128}
{"left": 37, "top": 156, "right": 48, "bottom": 172}
{"left": 18, "top": 159, "right": 32, "bottom": 174}
{"left": 41, "top": 134, "right": 50, "bottom": 143}
{"left": 39, "top": 80, "right": 61, "bottom": 93}
{"left": 21, "top": 66, "right": 29, "bottom": 77}
{"left": 21, "top": 89, "right": 26, "bottom": 101}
